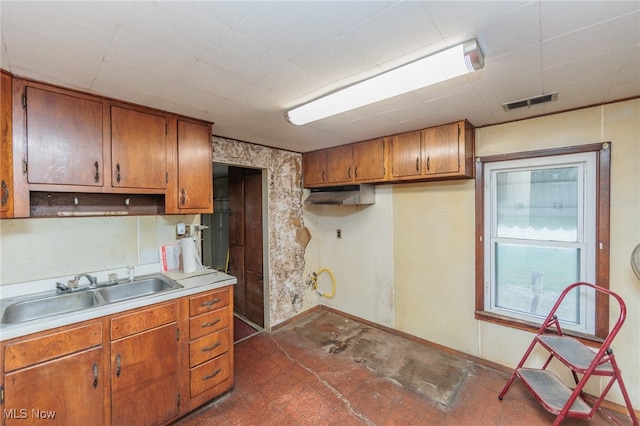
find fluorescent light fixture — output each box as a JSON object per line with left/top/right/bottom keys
{"left": 286, "top": 39, "right": 484, "bottom": 125}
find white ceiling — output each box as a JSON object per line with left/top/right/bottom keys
{"left": 1, "top": 1, "right": 639, "bottom": 153}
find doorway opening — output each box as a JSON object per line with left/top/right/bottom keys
{"left": 201, "top": 164, "right": 266, "bottom": 335}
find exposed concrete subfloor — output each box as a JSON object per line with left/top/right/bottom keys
{"left": 175, "top": 310, "right": 635, "bottom": 425}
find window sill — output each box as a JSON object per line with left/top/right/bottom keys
{"left": 475, "top": 310, "right": 604, "bottom": 347}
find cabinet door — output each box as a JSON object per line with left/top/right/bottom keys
{"left": 353, "top": 138, "right": 386, "bottom": 182}
{"left": 111, "top": 322, "right": 179, "bottom": 426}
{"left": 302, "top": 150, "right": 327, "bottom": 186}
{"left": 390, "top": 131, "right": 421, "bottom": 179}
{"left": 111, "top": 106, "right": 167, "bottom": 190}
{"left": 1, "top": 72, "right": 12, "bottom": 216}
{"left": 177, "top": 119, "right": 212, "bottom": 211}
{"left": 325, "top": 145, "right": 353, "bottom": 184}
{"left": 422, "top": 122, "right": 460, "bottom": 176}
{"left": 25, "top": 86, "right": 103, "bottom": 186}
{"left": 3, "top": 347, "right": 104, "bottom": 426}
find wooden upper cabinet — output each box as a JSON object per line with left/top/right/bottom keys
{"left": 422, "top": 122, "right": 460, "bottom": 175}
{"left": 177, "top": 119, "right": 212, "bottom": 211}
{"left": 325, "top": 145, "right": 353, "bottom": 184}
{"left": 111, "top": 105, "right": 167, "bottom": 190}
{"left": 302, "top": 149, "right": 327, "bottom": 186}
{"left": 389, "top": 121, "right": 474, "bottom": 182}
{"left": 353, "top": 137, "right": 386, "bottom": 182}
{"left": 25, "top": 85, "right": 104, "bottom": 187}
{"left": 422, "top": 121, "right": 474, "bottom": 179}
{"left": 390, "top": 130, "right": 422, "bottom": 179}
{"left": 1, "top": 71, "right": 13, "bottom": 217}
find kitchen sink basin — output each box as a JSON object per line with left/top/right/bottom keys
{"left": 97, "top": 276, "right": 182, "bottom": 302}
{"left": 1, "top": 291, "right": 101, "bottom": 324}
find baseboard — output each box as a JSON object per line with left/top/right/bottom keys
{"left": 270, "top": 305, "right": 321, "bottom": 332}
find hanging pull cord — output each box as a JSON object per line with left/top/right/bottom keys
{"left": 311, "top": 268, "right": 336, "bottom": 298}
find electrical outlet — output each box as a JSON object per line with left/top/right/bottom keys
{"left": 337, "top": 229, "right": 341, "bottom": 239}
{"left": 176, "top": 222, "right": 186, "bottom": 239}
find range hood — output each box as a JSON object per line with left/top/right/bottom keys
{"left": 304, "top": 184, "right": 374, "bottom": 206}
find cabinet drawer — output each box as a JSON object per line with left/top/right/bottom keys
{"left": 189, "top": 287, "right": 230, "bottom": 316}
{"left": 111, "top": 302, "right": 177, "bottom": 340}
{"left": 189, "top": 307, "right": 230, "bottom": 340}
{"left": 190, "top": 352, "right": 231, "bottom": 397}
{"left": 189, "top": 328, "right": 230, "bottom": 367}
{"left": 4, "top": 322, "right": 102, "bottom": 372}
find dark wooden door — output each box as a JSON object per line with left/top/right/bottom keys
{"left": 243, "top": 169, "right": 264, "bottom": 326}
{"left": 228, "top": 167, "right": 264, "bottom": 327}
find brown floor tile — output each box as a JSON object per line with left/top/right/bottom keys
{"left": 174, "top": 311, "right": 637, "bottom": 426}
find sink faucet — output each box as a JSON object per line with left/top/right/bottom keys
{"left": 75, "top": 274, "right": 98, "bottom": 288}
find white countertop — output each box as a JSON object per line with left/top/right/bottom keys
{"left": 0, "top": 269, "right": 237, "bottom": 341}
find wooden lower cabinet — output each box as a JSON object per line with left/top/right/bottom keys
{"left": 110, "top": 303, "right": 179, "bottom": 426}
{"left": 0, "top": 285, "right": 235, "bottom": 426}
{"left": 182, "top": 287, "right": 234, "bottom": 412}
{"left": 2, "top": 322, "right": 104, "bottom": 426}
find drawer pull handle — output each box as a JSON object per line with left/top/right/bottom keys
{"left": 201, "top": 342, "right": 221, "bottom": 352}
{"left": 115, "top": 354, "right": 122, "bottom": 378}
{"left": 92, "top": 363, "right": 99, "bottom": 388}
{"left": 200, "top": 298, "right": 220, "bottom": 307}
{"left": 201, "top": 318, "right": 221, "bottom": 328}
{"left": 202, "top": 368, "right": 222, "bottom": 381}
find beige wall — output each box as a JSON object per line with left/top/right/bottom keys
{"left": 304, "top": 99, "right": 640, "bottom": 408}
{"left": 303, "top": 185, "right": 395, "bottom": 327}
{"left": 0, "top": 215, "right": 198, "bottom": 285}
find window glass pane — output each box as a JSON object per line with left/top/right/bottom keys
{"left": 495, "top": 243, "right": 580, "bottom": 323}
{"left": 496, "top": 167, "right": 578, "bottom": 241}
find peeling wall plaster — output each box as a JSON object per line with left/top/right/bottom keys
{"left": 212, "top": 136, "right": 312, "bottom": 327}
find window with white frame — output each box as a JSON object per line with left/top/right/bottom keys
{"left": 477, "top": 145, "right": 611, "bottom": 337}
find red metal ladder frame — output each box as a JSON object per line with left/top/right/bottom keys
{"left": 498, "top": 282, "right": 638, "bottom": 425}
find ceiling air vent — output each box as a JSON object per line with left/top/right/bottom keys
{"left": 502, "top": 92, "right": 558, "bottom": 111}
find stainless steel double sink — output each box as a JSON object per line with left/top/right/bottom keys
{"left": 1, "top": 274, "right": 183, "bottom": 325}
